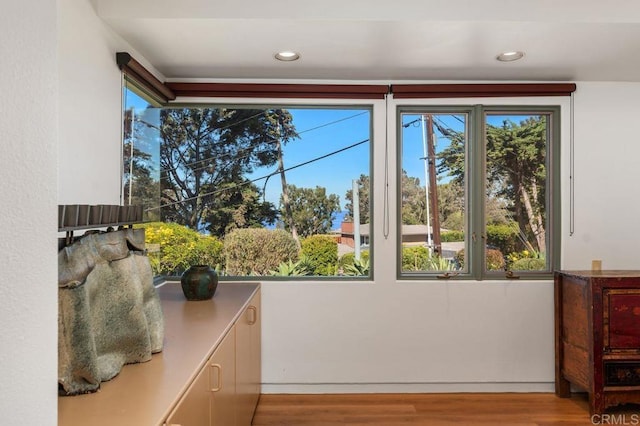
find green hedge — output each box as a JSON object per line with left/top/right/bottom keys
{"left": 224, "top": 228, "right": 298, "bottom": 276}
{"left": 441, "top": 230, "right": 464, "bottom": 242}
{"left": 301, "top": 235, "right": 338, "bottom": 275}
{"left": 486, "top": 223, "right": 519, "bottom": 256}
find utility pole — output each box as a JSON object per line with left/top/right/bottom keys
{"left": 275, "top": 113, "right": 299, "bottom": 247}
{"left": 352, "top": 179, "right": 361, "bottom": 261}
{"left": 425, "top": 114, "right": 441, "bottom": 255}
{"left": 421, "top": 115, "right": 433, "bottom": 252}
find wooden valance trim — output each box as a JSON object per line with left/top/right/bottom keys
{"left": 116, "top": 52, "right": 176, "bottom": 103}
{"left": 391, "top": 83, "right": 577, "bottom": 99}
{"left": 165, "top": 82, "right": 390, "bottom": 99}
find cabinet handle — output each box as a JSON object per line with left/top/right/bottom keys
{"left": 210, "top": 363, "right": 222, "bottom": 392}
{"left": 247, "top": 305, "right": 257, "bottom": 325}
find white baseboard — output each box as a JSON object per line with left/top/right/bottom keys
{"left": 260, "top": 382, "right": 555, "bottom": 394}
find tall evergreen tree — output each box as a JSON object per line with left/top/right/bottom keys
{"left": 159, "top": 108, "right": 298, "bottom": 235}
{"left": 486, "top": 116, "right": 547, "bottom": 252}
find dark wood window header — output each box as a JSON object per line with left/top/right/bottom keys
{"left": 391, "top": 83, "right": 577, "bottom": 98}
{"left": 116, "top": 53, "right": 576, "bottom": 102}
{"left": 116, "top": 52, "right": 176, "bottom": 103}
{"left": 165, "top": 82, "right": 390, "bottom": 100}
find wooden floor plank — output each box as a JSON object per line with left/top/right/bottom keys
{"left": 252, "top": 393, "right": 640, "bottom": 425}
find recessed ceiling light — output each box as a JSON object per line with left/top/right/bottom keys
{"left": 496, "top": 51, "right": 525, "bottom": 62}
{"left": 275, "top": 51, "right": 300, "bottom": 62}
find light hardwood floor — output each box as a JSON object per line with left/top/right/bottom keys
{"left": 252, "top": 393, "right": 640, "bottom": 425}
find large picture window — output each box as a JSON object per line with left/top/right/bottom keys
{"left": 398, "top": 105, "right": 560, "bottom": 280}
{"left": 123, "top": 90, "right": 372, "bottom": 279}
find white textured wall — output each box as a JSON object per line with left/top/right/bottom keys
{"left": 563, "top": 82, "right": 640, "bottom": 270}
{"left": 58, "top": 0, "right": 163, "bottom": 205}
{"left": 0, "top": 1, "right": 58, "bottom": 424}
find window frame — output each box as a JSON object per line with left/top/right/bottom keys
{"left": 396, "top": 103, "right": 561, "bottom": 281}
{"left": 122, "top": 94, "right": 378, "bottom": 282}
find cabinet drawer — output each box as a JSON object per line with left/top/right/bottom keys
{"left": 604, "top": 290, "right": 640, "bottom": 351}
{"left": 604, "top": 362, "right": 640, "bottom": 386}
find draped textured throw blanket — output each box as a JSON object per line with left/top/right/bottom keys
{"left": 58, "top": 228, "right": 164, "bottom": 395}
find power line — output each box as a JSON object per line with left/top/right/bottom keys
{"left": 154, "top": 138, "right": 369, "bottom": 210}
{"left": 297, "top": 111, "right": 368, "bottom": 135}
{"left": 156, "top": 110, "right": 367, "bottom": 175}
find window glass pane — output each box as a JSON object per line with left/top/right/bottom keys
{"left": 149, "top": 106, "right": 371, "bottom": 278}
{"left": 400, "top": 112, "right": 467, "bottom": 274}
{"left": 122, "top": 85, "right": 161, "bottom": 222}
{"left": 484, "top": 113, "right": 549, "bottom": 272}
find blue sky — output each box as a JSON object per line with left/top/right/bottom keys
{"left": 401, "top": 113, "right": 466, "bottom": 186}
{"left": 252, "top": 108, "right": 371, "bottom": 209}
{"left": 401, "top": 113, "right": 541, "bottom": 186}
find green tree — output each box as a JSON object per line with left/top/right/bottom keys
{"left": 159, "top": 108, "right": 298, "bottom": 235}
{"left": 280, "top": 185, "right": 340, "bottom": 238}
{"left": 437, "top": 181, "right": 464, "bottom": 231}
{"left": 401, "top": 170, "right": 426, "bottom": 225}
{"left": 486, "top": 117, "right": 547, "bottom": 252}
{"left": 204, "top": 181, "right": 278, "bottom": 237}
{"left": 439, "top": 116, "right": 548, "bottom": 253}
{"left": 344, "top": 174, "right": 370, "bottom": 224}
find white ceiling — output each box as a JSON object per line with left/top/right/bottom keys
{"left": 96, "top": 0, "right": 640, "bottom": 82}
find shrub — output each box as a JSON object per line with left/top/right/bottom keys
{"left": 455, "top": 248, "right": 506, "bottom": 271}
{"left": 224, "top": 228, "right": 298, "bottom": 276}
{"left": 441, "top": 230, "right": 464, "bottom": 242}
{"left": 401, "top": 245, "right": 430, "bottom": 271}
{"left": 141, "top": 222, "right": 224, "bottom": 276}
{"left": 486, "top": 248, "right": 506, "bottom": 271}
{"left": 454, "top": 249, "right": 465, "bottom": 268}
{"left": 301, "top": 235, "right": 338, "bottom": 276}
{"left": 511, "top": 257, "right": 546, "bottom": 271}
{"left": 486, "top": 223, "right": 519, "bottom": 255}
{"left": 342, "top": 257, "right": 370, "bottom": 276}
{"left": 424, "top": 255, "right": 458, "bottom": 271}
{"left": 338, "top": 250, "right": 369, "bottom": 276}
{"left": 269, "top": 255, "right": 314, "bottom": 276}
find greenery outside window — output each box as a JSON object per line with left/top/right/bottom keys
{"left": 398, "top": 105, "right": 560, "bottom": 280}
{"left": 122, "top": 89, "right": 373, "bottom": 279}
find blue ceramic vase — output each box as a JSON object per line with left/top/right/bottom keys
{"left": 180, "top": 265, "right": 218, "bottom": 301}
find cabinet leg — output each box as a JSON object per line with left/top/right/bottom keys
{"left": 555, "top": 375, "right": 571, "bottom": 398}
{"left": 589, "top": 392, "right": 605, "bottom": 416}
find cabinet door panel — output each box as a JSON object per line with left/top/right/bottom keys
{"left": 165, "top": 363, "right": 210, "bottom": 426}
{"left": 211, "top": 328, "right": 236, "bottom": 426}
{"left": 236, "top": 293, "right": 261, "bottom": 425}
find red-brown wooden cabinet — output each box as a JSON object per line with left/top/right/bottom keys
{"left": 555, "top": 271, "right": 640, "bottom": 414}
